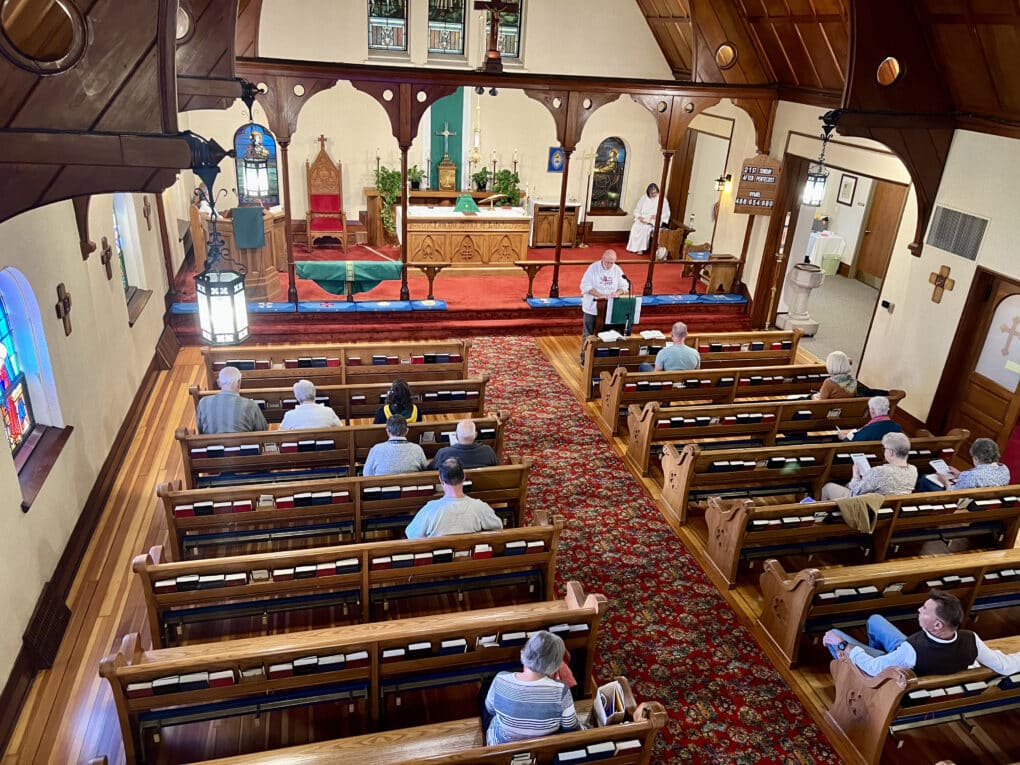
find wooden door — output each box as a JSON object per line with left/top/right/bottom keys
{"left": 931, "top": 269, "right": 1020, "bottom": 454}
{"left": 854, "top": 180, "right": 908, "bottom": 289}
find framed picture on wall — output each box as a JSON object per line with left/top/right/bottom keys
{"left": 548, "top": 147, "right": 565, "bottom": 173}
{"left": 837, "top": 173, "right": 858, "bottom": 206}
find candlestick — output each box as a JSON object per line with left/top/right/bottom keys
{"left": 491, "top": 149, "right": 496, "bottom": 162}
{"left": 512, "top": 149, "right": 518, "bottom": 162}
{"left": 512, "top": 160, "right": 518, "bottom": 174}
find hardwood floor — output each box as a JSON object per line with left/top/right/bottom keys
{"left": 3, "top": 338, "right": 1020, "bottom": 764}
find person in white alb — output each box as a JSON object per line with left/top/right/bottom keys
{"left": 579, "top": 249, "right": 627, "bottom": 366}
{"left": 279, "top": 379, "right": 343, "bottom": 430}
{"left": 626, "top": 182, "right": 670, "bottom": 254}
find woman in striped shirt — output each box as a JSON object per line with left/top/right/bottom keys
{"left": 483, "top": 631, "right": 580, "bottom": 745}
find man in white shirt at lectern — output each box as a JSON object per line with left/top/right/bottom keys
{"left": 579, "top": 249, "right": 627, "bottom": 366}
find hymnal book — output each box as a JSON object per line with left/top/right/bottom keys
{"left": 450, "top": 353, "right": 462, "bottom": 363}
{"left": 472, "top": 543, "right": 493, "bottom": 559}
{"left": 548, "top": 623, "right": 570, "bottom": 636}
{"left": 553, "top": 750, "right": 587, "bottom": 764}
{"left": 476, "top": 635, "right": 499, "bottom": 649}
{"left": 351, "top": 395, "right": 366, "bottom": 403}
{"left": 371, "top": 556, "right": 392, "bottom": 570}
{"left": 905, "top": 690, "right": 929, "bottom": 704}
{"left": 232, "top": 499, "right": 253, "bottom": 513}
{"left": 154, "top": 579, "right": 176, "bottom": 593}
{"left": 420, "top": 431, "right": 436, "bottom": 444}
{"left": 587, "top": 741, "right": 616, "bottom": 760}
{"left": 615, "top": 740, "right": 642, "bottom": 755}
{"left": 639, "top": 329, "right": 666, "bottom": 340}
{"left": 414, "top": 552, "right": 433, "bottom": 566}
{"left": 250, "top": 569, "right": 270, "bottom": 583}
{"left": 504, "top": 540, "right": 527, "bottom": 556}
{"left": 293, "top": 656, "right": 319, "bottom": 675}
{"left": 316, "top": 562, "right": 336, "bottom": 577}
{"left": 597, "top": 330, "right": 624, "bottom": 342}
{"left": 363, "top": 486, "right": 382, "bottom": 501}
{"left": 381, "top": 486, "right": 401, "bottom": 501}
{"left": 345, "top": 651, "right": 369, "bottom": 667}
{"left": 882, "top": 582, "right": 905, "bottom": 596}
{"left": 372, "top": 355, "right": 386, "bottom": 365}
{"left": 965, "top": 681, "right": 989, "bottom": 695}
{"left": 333, "top": 491, "right": 351, "bottom": 504}
{"left": 424, "top": 353, "right": 437, "bottom": 363}
{"left": 241, "top": 666, "right": 265, "bottom": 680}
{"left": 500, "top": 631, "right": 527, "bottom": 646}
{"left": 311, "top": 491, "right": 332, "bottom": 506}
{"left": 280, "top": 442, "right": 298, "bottom": 454}
{"left": 276, "top": 495, "right": 295, "bottom": 509}
{"left": 347, "top": 356, "right": 362, "bottom": 366}
{"left": 411, "top": 355, "right": 425, "bottom": 364}
{"left": 392, "top": 553, "right": 414, "bottom": 568}
{"left": 240, "top": 444, "right": 260, "bottom": 456}
{"left": 198, "top": 574, "right": 226, "bottom": 589}
{"left": 440, "top": 638, "right": 467, "bottom": 655}
{"left": 226, "top": 359, "right": 256, "bottom": 371}
{"left": 318, "top": 654, "right": 345, "bottom": 672}
{"left": 180, "top": 671, "right": 210, "bottom": 691}
{"left": 436, "top": 353, "right": 450, "bottom": 363}
{"left": 310, "top": 357, "right": 327, "bottom": 368}
{"left": 336, "top": 558, "right": 359, "bottom": 574}
{"left": 151, "top": 676, "right": 180, "bottom": 695}
{"left": 224, "top": 446, "right": 241, "bottom": 458}
{"left": 294, "top": 492, "right": 313, "bottom": 507}
{"left": 176, "top": 574, "right": 200, "bottom": 591}
{"left": 569, "top": 623, "right": 590, "bottom": 633}
{"left": 510, "top": 753, "right": 536, "bottom": 765}
{"left": 315, "top": 440, "right": 334, "bottom": 451}
{"left": 173, "top": 504, "right": 195, "bottom": 518}
{"left": 272, "top": 568, "right": 295, "bottom": 581}
{"left": 194, "top": 501, "right": 214, "bottom": 516}
{"left": 209, "top": 669, "right": 237, "bottom": 687}
{"left": 433, "top": 548, "right": 454, "bottom": 564}
{"left": 295, "top": 565, "right": 317, "bottom": 579}
{"left": 268, "top": 663, "right": 294, "bottom": 679}
{"left": 382, "top": 648, "right": 406, "bottom": 663}
{"left": 857, "top": 585, "right": 880, "bottom": 599}
{"left": 213, "top": 501, "right": 232, "bottom": 515}
{"left": 297, "top": 440, "right": 316, "bottom": 452}
{"left": 297, "top": 357, "right": 312, "bottom": 368}
{"left": 386, "top": 355, "right": 399, "bottom": 365}
{"left": 407, "top": 642, "right": 433, "bottom": 658}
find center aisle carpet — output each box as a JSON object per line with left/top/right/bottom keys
{"left": 469, "top": 336, "right": 837, "bottom": 764}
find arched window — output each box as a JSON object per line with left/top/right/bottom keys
{"left": 0, "top": 293, "right": 35, "bottom": 454}
{"left": 591, "top": 137, "right": 627, "bottom": 212}
{"left": 233, "top": 124, "right": 280, "bottom": 207}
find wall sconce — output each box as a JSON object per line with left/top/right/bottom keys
{"left": 714, "top": 173, "right": 733, "bottom": 193}
{"left": 803, "top": 110, "right": 840, "bottom": 207}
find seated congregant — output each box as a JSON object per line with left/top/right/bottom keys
{"left": 822, "top": 590, "right": 1020, "bottom": 678}
{"left": 374, "top": 377, "right": 420, "bottom": 424}
{"left": 813, "top": 350, "right": 857, "bottom": 400}
{"left": 638, "top": 321, "right": 700, "bottom": 372}
{"left": 429, "top": 419, "right": 498, "bottom": 469}
{"left": 626, "top": 183, "right": 670, "bottom": 254}
{"left": 405, "top": 458, "right": 502, "bottom": 539}
{"left": 482, "top": 630, "right": 580, "bottom": 745}
{"left": 821, "top": 431, "right": 917, "bottom": 500}
{"left": 363, "top": 414, "right": 428, "bottom": 476}
{"left": 919, "top": 436, "right": 1010, "bottom": 492}
{"left": 196, "top": 366, "right": 268, "bottom": 434}
{"left": 837, "top": 396, "right": 901, "bottom": 441}
{"left": 279, "top": 379, "right": 343, "bottom": 430}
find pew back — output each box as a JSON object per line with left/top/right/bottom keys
{"left": 705, "top": 482, "right": 1020, "bottom": 589}
{"left": 134, "top": 514, "right": 564, "bottom": 648}
{"left": 158, "top": 459, "right": 532, "bottom": 560}
{"left": 100, "top": 582, "right": 606, "bottom": 764}
{"left": 581, "top": 329, "right": 803, "bottom": 401}
{"left": 599, "top": 363, "right": 829, "bottom": 435}
{"left": 203, "top": 340, "right": 471, "bottom": 389}
{"left": 758, "top": 544, "right": 1020, "bottom": 668}
{"left": 176, "top": 412, "right": 509, "bottom": 489}
{"left": 624, "top": 391, "right": 905, "bottom": 476}
{"left": 658, "top": 429, "right": 968, "bottom": 527}
{"left": 189, "top": 376, "right": 489, "bottom": 424}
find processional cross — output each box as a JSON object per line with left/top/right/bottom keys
{"left": 474, "top": 0, "right": 518, "bottom": 73}
{"left": 435, "top": 122, "right": 457, "bottom": 160}
{"left": 55, "top": 283, "right": 72, "bottom": 336}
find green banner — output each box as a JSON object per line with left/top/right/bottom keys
{"left": 429, "top": 87, "right": 464, "bottom": 191}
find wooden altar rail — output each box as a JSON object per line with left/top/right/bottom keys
{"left": 705, "top": 482, "right": 1020, "bottom": 590}
{"left": 513, "top": 258, "right": 698, "bottom": 300}
{"left": 581, "top": 328, "right": 803, "bottom": 401}
{"left": 758, "top": 544, "right": 1020, "bottom": 669}
{"left": 624, "top": 391, "right": 906, "bottom": 477}
{"left": 202, "top": 339, "right": 471, "bottom": 389}
{"left": 175, "top": 411, "right": 508, "bottom": 490}
{"left": 599, "top": 363, "right": 829, "bottom": 435}
{"left": 99, "top": 581, "right": 606, "bottom": 765}
{"left": 188, "top": 375, "right": 489, "bottom": 424}
{"left": 133, "top": 512, "right": 563, "bottom": 648}
{"left": 158, "top": 459, "right": 531, "bottom": 561}
{"left": 195, "top": 679, "right": 667, "bottom": 765}
{"left": 827, "top": 635, "right": 1020, "bottom": 765}
{"left": 658, "top": 429, "right": 970, "bottom": 528}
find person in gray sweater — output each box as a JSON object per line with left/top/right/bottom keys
{"left": 363, "top": 414, "right": 428, "bottom": 476}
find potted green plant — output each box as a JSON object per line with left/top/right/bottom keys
{"left": 472, "top": 167, "right": 489, "bottom": 192}
{"left": 492, "top": 169, "right": 521, "bottom": 206}
{"left": 374, "top": 165, "right": 402, "bottom": 240}
{"left": 407, "top": 165, "right": 424, "bottom": 191}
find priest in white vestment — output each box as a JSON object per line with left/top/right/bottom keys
{"left": 626, "top": 183, "right": 670, "bottom": 253}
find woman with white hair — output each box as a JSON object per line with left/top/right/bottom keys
{"left": 482, "top": 630, "right": 579, "bottom": 745}
{"left": 821, "top": 431, "right": 918, "bottom": 500}
{"left": 279, "top": 379, "right": 343, "bottom": 430}
{"left": 814, "top": 350, "right": 857, "bottom": 400}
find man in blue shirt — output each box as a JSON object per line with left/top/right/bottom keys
{"left": 836, "top": 395, "right": 901, "bottom": 442}
{"left": 638, "top": 321, "right": 701, "bottom": 372}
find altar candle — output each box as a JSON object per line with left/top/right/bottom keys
{"left": 513, "top": 150, "right": 518, "bottom": 162}
{"left": 375, "top": 146, "right": 380, "bottom": 159}
{"left": 491, "top": 149, "right": 497, "bottom": 162}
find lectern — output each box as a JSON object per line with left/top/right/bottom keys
{"left": 198, "top": 209, "right": 284, "bottom": 302}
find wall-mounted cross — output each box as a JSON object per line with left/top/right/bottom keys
{"left": 434, "top": 122, "right": 457, "bottom": 159}
{"left": 99, "top": 236, "right": 114, "bottom": 281}
{"left": 928, "top": 265, "right": 955, "bottom": 303}
{"left": 142, "top": 196, "right": 153, "bottom": 231}
{"left": 1001, "top": 316, "right": 1020, "bottom": 357}
{"left": 55, "top": 283, "right": 72, "bottom": 336}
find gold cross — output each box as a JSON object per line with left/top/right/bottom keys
{"left": 928, "top": 265, "right": 955, "bottom": 304}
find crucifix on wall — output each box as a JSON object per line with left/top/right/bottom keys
{"left": 99, "top": 236, "right": 115, "bottom": 281}
{"left": 55, "top": 283, "right": 72, "bottom": 336}
{"left": 928, "top": 265, "right": 955, "bottom": 303}
{"left": 474, "top": 0, "right": 518, "bottom": 73}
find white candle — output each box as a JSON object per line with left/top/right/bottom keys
{"left": 375, "top": 146, "right": 380, "bottom": 159}
{"left": 491, "top": 149, "right": 497, "bottom": 162}
{"left": 513, "top": 150, "right": 518, "bottom": 162}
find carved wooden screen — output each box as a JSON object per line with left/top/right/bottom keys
{"left": 592, "top": 137, "right": 626, "bottom": 212}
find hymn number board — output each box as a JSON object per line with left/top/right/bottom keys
{"left": 733, "top": 154, "right": 782, "bottom": 216}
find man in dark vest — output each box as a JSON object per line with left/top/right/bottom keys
{"left": 822, "top": 590, "right": 1020, "bottom": 677}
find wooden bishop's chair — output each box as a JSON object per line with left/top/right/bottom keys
{"left": 305, "top": 136, "right": 348, "bottom": 252}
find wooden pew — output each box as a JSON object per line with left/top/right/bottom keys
{"left": 176, "top": 412, "right": 509, "bottom": 489}
{"left": 203, "top": 339, "right": 471, "bottom": 389}
{"left": 826, "top": 635, "right": 1020, "bottom": 765}
{"left": 188, "top": 374, "right": 489, "bottom": 424}
{"left": 704, "top": 483, "right": 1020, "bottom": 589}
{"left": 759, "top": 546, "right": 1020, "bottom": 668}
{"left": 194, "top": 677, "right": 667, "bottom": 765}
{"left": 658, "top": 429, "right": 969, "bottom": 527}
{"left": 134, "top": 513, "right": 564, "bottom": 648}
{"left": 100, "top": 581, "right": 607, "bottom": 764}
{"left": 624, "top": 391, "right": 905, "bottom": 476}
{"left": 599, "top": 363, "right": 829, "bottom": 435}
{"left": 158, "top": 460, "right": 532, "bottom": 560}
{"left": 580, "top": 328, "right": 803, "bottom": 401}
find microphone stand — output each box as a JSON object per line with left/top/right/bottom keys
{"left": 623, "top": 277, "right": 633, "bottom": 336}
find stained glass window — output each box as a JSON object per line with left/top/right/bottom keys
{"left": 112, "top": 204, "right": 130, "bottom": 292}
{"left": 0, "top": 294, "right": 35, "bottom": 454}
{"left": 233, "top": 124, "right": 280, "bottom": 207}
{"left": 368, "top": 0, "right": 407, "bottom": 52}
{"left": 592, "top": 137, "right": 626, "bottom": 212}
{"left": 428, "top": 0, "right": 465, "bottom": 55}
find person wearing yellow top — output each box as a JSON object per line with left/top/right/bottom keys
{"left": 373, "top": 377, "right": 420, "bottom": 424}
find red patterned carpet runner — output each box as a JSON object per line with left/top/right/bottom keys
{"left": 469, "top": 336, "right": 838, "bottom": 763}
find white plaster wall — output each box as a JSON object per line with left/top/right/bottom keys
{"left": 0, "top": 197, "right": 164, "bottom": 688}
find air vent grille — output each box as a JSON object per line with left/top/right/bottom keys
{"left": 926, "top": 205, "right": 988, "bottom": 261}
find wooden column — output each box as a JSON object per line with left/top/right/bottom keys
{"left": 279, "top": 139, "right": 298, "bottom": 304}
{"left": 642, "top": 150, "right": 673, "bottom": 296}
{"left": 154, "top": 194, "right": 178, "bottom": 306}
{"left": 549, "top": 148, "right": 573, "bottom": 298}
{"left": 399, "top": 146, "right": 410, "bottom": 301}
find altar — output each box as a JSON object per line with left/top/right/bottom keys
{"left": 397, "top": 205, "right": 530, "bottom": 266}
